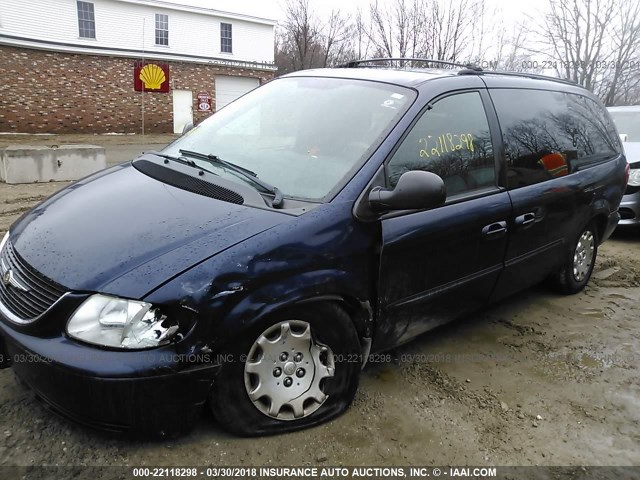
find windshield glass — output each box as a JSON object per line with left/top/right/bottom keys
{"left": 609, "top": 110, "right": 640, "bottom": 141}
{"left": 163, "top": 77, "right": 415, "bottom": 201}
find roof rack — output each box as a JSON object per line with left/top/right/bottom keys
{"left": 338, "top": 58, "right": 483, "bottom": 72}
{"left": 336, "top": 58, "right": 580, "bottom": 87}
{"left": 474, "top": 70, "right": 579, "bottom": 86}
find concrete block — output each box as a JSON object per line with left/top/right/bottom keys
{"left": 0, "top": 145, "right": 106, "bottom": 184}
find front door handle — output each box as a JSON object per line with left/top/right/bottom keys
{"left": 482, "top": 221, "right": 508, "bottom": 238}
{"left": 515, "top": 212, "right": 536, "bottom": 228}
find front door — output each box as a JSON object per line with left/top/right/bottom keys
{"left": 375, "top": 90, "right": 511, "bottom": 351}
{"left": 172, "top": 90, "right": 193, "bottom": 134}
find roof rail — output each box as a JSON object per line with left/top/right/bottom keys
{"left": 337, "top": 58, "right": 482, "bottom": 71}
{"left": 335, "top": 58, "right": 580, "bottom": 87}
{"left": 462, "top": 69, "right": 579, "bottom": 86}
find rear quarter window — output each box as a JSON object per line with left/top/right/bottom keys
{"left": 490, "top": 89, "right": 620, "bottom": 189}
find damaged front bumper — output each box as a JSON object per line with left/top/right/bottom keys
{"left": 0, "top": 318, "right": 220, "bottom": 437}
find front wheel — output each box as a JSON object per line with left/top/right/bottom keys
{"left": 550, "top": 221, "right": 598, "bottom": 294}
{"left": 209, "top": 303, "right": 361, "bottom": 436}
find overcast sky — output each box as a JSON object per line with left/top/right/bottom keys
{"left": 173, "top": 0, "right": 538, "bottom": 24}
{"left": 175, "top": 0, "right": 284, "bottom": 20}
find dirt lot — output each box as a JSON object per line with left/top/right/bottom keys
{"left": 0, "top": 170, "right": 639, "bottom": 468}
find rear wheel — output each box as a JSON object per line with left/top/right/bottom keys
{"left": 550, "top": 221, "right": 598, "bottom": 294}
{"left": 209, "top": 303, "right": 361, "bottom": 436}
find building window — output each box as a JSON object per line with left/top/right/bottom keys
{"left": 220, "top": 22, "right": 232, "bottom": 53}
{"left": 77, "top": 1, "right": 96, "bottom": 39}
{"left": 155, "top": 13, "right": 168, "bottom": 46}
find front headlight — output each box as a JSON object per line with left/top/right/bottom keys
{"left": 67, "top": 294, "right": 179, "bottom": 349}
{"left": 628, "top": 168, "right": 640, "bottom": 187}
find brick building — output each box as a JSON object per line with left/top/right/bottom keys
{"left": 0, "top": 0, "right": 277, "bottom": 134}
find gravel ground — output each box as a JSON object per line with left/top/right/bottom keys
{"left": 0, "top": 156, "right": 638, "bottom": 469}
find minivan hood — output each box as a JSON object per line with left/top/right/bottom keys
{"left": 10, "top": 163, "right": 288, "bottom": 298}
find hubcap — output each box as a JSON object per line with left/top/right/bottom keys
{"left": 244, "top": 320, "right": 335, "bottom": 421}
{"left": 573, "top": 230, "right": 595, "bottom": 282}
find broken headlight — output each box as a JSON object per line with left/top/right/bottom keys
{"left": 66, "top": 294, "right": 178, "bottom": 349}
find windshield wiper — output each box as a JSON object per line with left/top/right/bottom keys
{"left": 179, "top": 149, "right": 284, "bottom": 208}
{"left": 146, "top": 151, "right": 218, "bottom": 176}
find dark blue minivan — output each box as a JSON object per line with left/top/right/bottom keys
{"left": 0, "top": 60, "right": 628, "bottom": 436}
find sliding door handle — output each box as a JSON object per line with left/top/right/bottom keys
{"left": 482, "top": 221, "right": 508, "bottom": 238}
{"left": 515, "top": 212, "right": 536, "bottom": 228}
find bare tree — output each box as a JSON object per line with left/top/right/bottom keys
{"left": 276, "top": 0, "right": 322, "bottom": 73}
{"left": 366, "top": 0, "right": 490, "bottom": 64}
{"left": 275, "top": 0, "right": 354, "bottom": 74}
{"left": 367, "top": 0, "right": 433, "bottom": 59}
{"left": 539, "top": 0, "right": 640, "bottom": 104}
{"left": 491, "top": 22, "right": 540, "bottom": 72}
{"left": 600, "top": 0, "right": 640, "bottom": 105}
{"left": 353, "top": 8, "right": 373, "bottom": 60}
{"left": 275, "top": 0, "right": 544, "bottom": 78}
{"left": 543, "top": 0, "right": 616, "bottom": 90}
{"left": 616, "top": 74, "right": 640, "bottom": 106}
{"left": 368, "top": 0, "right": 395, "bottom": 58}
{"left": 322, "top": 10, "right": 352, "bottom": 66}
{"left": 425, "top": 0, "right": 476, "bottom": 61}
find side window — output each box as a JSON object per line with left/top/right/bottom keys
{"left": 386, "top": 91, "right": 496, "bottom": 198}
{"left": 491, "top": 89, "right": 620, "bottom": 190}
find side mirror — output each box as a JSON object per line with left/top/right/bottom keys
{"left": 369, "top": 170, "right": 446, "bottom": 212}
{"left": 182, "top": 122, "right": 195, "bottom": 136}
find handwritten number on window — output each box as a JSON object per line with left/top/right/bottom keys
{"left": 418, "top": 133, "right": 475, "bottom": 158}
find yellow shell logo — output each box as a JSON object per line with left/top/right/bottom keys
{"left": 139, "top": 64, "right": 166, "bottom": 90}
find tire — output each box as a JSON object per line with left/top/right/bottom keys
{"left": 209, "top": 302, "right": 361, "bottom": 436}
{"left": 550, "top": 221, "right": 598, "bottom": 294}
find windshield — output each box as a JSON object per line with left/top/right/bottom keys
{"left": 163, "top": 77, "right": 415, "bottom": 201}
{"left": 609, "top": 110, "right": 640, "bottom": 142}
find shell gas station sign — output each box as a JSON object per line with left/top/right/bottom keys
{"left": 134, "top": 62, "right": 170, "bottom": 92}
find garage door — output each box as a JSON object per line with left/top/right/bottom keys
{"left": 215, "top": 76, "right": 260, "bottom": 111}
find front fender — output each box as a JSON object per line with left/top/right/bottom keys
{"left": 216, "top": 268, "right": 371, "bottom": 346}
{"left": 144, "top": 202, "right": 378, "bottom": 354}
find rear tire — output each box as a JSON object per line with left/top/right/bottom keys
{"left": 209, "top": 302, "right": 361, "bottom": 436}
{"left": 550, "top": 221, "right": 598, "bottom": 294}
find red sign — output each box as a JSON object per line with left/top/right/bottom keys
{"left": 197, "top": 91, "right": 212, "bottom": 112}
{"left": 134, "top": 62, "right": 170, "bottom": 93}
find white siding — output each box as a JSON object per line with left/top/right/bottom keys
{"left": 0, "top": 0, "right": 275, "bottom": 64}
